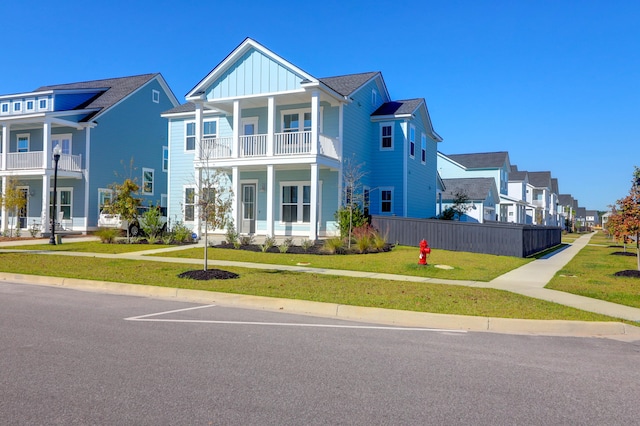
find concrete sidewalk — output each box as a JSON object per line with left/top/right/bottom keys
{"left": 2, "top": 233, "right": 640, "bottom": 340}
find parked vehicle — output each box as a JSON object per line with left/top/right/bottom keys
{"left": 98, "top": 206, "right": 167, "bottom": 237}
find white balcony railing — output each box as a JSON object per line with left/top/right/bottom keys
{"left": 275, "top": 131, "right": 311, "bottom": 155}
{"left": 240, "top": 134, "right": 267, "bottom": 157}
{"left": 6, "top": 152, "right": 82, "bottom": 172}
{"left": 198, "top": 131, "right": 340, "bottom": 161}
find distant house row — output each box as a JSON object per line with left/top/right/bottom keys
{"left": 0, "top": 38, "right": 595, "bottom": 237}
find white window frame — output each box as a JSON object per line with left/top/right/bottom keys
{"left": 98, "top": 188, "right": 114, "bottom": 212}
{"left": 372, "top": 89, "right": 378, "bottom": 107}
{"left": 280, "top": 107, "right": 323, "bottom": 133}
{"left": 38, "top": 98, "right": 48, "bottom": 110}
{"left": 421, "top": 133, "right": 427, "bottom": 164}
{"left": 203, "top": 119, "right": 218, "bottom": 137}
{"left": 52, "top": 133, "right": 72, "bottom": 155}
{"left": 13, "top": 101, "right": 21, "bottom": 112}
{"left": 17, "top": 134, "right": 30, "bottom": 152}
{"left": 26, "top": 99, "right": 34, "bottom": 111}
{"left": 279, "top": 181, "right": 321, "bottom": 224}
{"left": 379, "top": 123, "right": 393, "bottom": 151}
{"left": 162, "top": 146, "right": 168, "bottom": 172}
{"left": 1, "top": 103, "right": 8, "bottom": 114}
{"left": 184, "top": 186, "right": 196, "bottom": 222}
{"left": 185, "top": 121, "right": 196, "bottom": 152}
{"left": 152, "top": 89, "right": 160, "bottom": 103}
{"left": 50, "top": 187, "right": 73, "bottom": 221}
{"left": 142, "top": 168, "right": 154, "bottom": 195}
{"left": 409, "top": 125, "right": 416, "bottom": 158}
{"left": 380, "top": 187, "right": 393, "bottom": 214}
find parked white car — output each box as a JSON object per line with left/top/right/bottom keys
{"left": 98, "top": 206, "right": 167, "bottom": 237}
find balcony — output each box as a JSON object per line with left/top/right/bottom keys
{"left": 199, "top": 131, "right": 340, "bottom": 161}
{"left": 5, "top": 151, "right": 83, "bottom": 172}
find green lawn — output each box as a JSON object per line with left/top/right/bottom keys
{"left": 0, "top": 252, "right": 617, "bottom": 322}
{"left": 2, "top": 241, "right": 173, "bottom": 254}
{"left": 150, "top": 245, "right": 530, "bottom": 282}
{"left": 547, "top": 232, "right": 640, "bottom": 308}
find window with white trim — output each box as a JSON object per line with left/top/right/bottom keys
{"left": 152, "top": 89, "right": 160, "bottom": 103}
{"left": 17, "top": 134, "right": 29, "bottom": 152}
{"left": 26, "top": 100, "right": 34, "bottom": 111}
{"left": 1, "top": 103, "right": 8, "bottom": 113}
{"left": 39, "top": 99, "right": 47, "bottom": 110}
{"left": 52, "top": 134, "right": 72, "bottom": 154}
{"left": 421, "top": 133, "right": 427, "bottom": 164}
{"left": 363, "top": 186, "right": 370, "bottom": 215}
{"left": 380, "top": 123, "right": 393, "bottom": 150}
{"left": 185, "top": 122, "right": 196, "bottom": 151}
{"left": 98, "top": 188, "right": 113, "bottom": 212}
{"left": 142, "top": 168, "right": 154, "bottom": 194}
{"left": 162, "top": 146, "right": 168, "bottom": 171}
{"left": 184, "top": 187, "right": 195, "bottom": 221}
{"left": 203, "top": 120, "right": 217, "bottom": 137}
{"left": 281, "top": 182, "right": 311, "bottom": 223}
{"left": 50, "top": 188, "right": 72, "bottom": 220}
{"left": 372, "top": 89, "right": 378, "bottom": 107}
{"left": 409, "top": 125, "right": 415, "bottom": 158}
{"left": 380, "top": 188, "right": 393, "bottom": 213}
{"left": 14, "top": 102, "right": 21, "bottom": 112}
{"left": 282, "top": 110, "right": 312, "bottom": 133}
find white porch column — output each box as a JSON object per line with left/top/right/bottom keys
{"left": 83, "top": 126, "right": 91, "bottom": 231}
{"left": 41, "top": 174, "right": 50, "bottom": 233}
{"left": 1, "top": 177, "right": 7, "bottom": 232}
{"left": 311, "top": 90, "right": 320, "bottom": 155}
{"left": 194, "top": 102, "right": 203, "bottom": 160}
{"left": 309, "top": 163, "right": 318, "bottom": 241}
{"left": 232, "top": 100, "right": 240, "bottom": 158}
{"left": 42, "top": 120, "right": 51, "bottom": 168}
{"left": 267, "top": 96, "right": 275, "bottom": 156}
{"left": 1, "top": 124, "right": 9, "bottom": 170}
{"left": 232, "top": 166, "right": 240, "bottom": 233}
{"left": 266, "top": 165, "right": 274, "bottom": 236}
{"left": 194, "top": 168, "right": 202, "bottom": 237}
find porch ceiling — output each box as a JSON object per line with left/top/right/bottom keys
{"left": 205, "top": 90, "right": 339, "bottom": 113}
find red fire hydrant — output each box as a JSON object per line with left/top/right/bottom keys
{"left": 418, "top": 239, "right": 431, "bottom": 265}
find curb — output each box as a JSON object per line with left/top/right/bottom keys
{"left": 2, "top": 272, "right": 639, "bottom": 340}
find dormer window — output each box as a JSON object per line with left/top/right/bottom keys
{"left": 39, "top": 99, "right": 47, "bottom": 109}
{"left": 13, "top": 102, "right": 21, "bottom": 112}
{"left": 1, "top": 103, "right": 8, "bottom": 113}
{"left": 26, "top": 100, "right": 34, "bottom": 111}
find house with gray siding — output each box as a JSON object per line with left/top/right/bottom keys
{"left": 162, "top": 38, "right": 442, "bottom": 240}
{"left": 0, "top": 74, "right": 179, "bottom": 234}
{"left": 441, "top": 177, "right": 499, "bottom": 223}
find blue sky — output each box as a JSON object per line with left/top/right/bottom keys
{"left": 4, "top": 0, "right": 638, "bottom": 211}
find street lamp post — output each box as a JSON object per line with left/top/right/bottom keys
{"left": 49, "top": 145, "right": 62, "bottom": 245}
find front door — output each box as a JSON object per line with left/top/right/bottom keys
{"left": 241, "top": 183, "right": 256, "bottom": 234}
{"left": 241, "top": 117, "right": 259, "bottom": 156}
{"left": 18, "top": 188, "right": 28, "bottom": 229}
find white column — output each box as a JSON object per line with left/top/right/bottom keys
{"left": 266, "top": 165, "right": 274, "bottom": 236}
{"left": 41, "top": 174, "right": 50, "bottom": 233}
{"left": 338, "top": 103, "right": 344, "bottom": 160}
{"left": 267, "top": 96, "right": 275, "bottom": 156}
{"left": 311, "top": 90, "right": 320, "bottom": 155}
{"left": 232, "top": 166, "right": 240, "bottom": 233}
{"left": 310, "top": 163, "right": 318, "bottom": 241}
{"left": 194, "top": 102, "right": 203, "bottom": 160}
{"left": 233, "top": 100, "right": 240, "bottom": 158}
{"left": 1, "top": 177, "right": 7, "bottom": 232}
{"left": 1, "top": 124, "right": 9, "bottom": 170}
{"left": 193, "top": 168, "right": 201, "bottom": 237}
{"left": 83, "top": 127, "right": 91, "bottom": 231}
{"left": 43, "top": 120, "right": 51, "bottom": 168}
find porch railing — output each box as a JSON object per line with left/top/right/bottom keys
{"left": 274, "top": 131, "right": 311, "bottom": 155}
{"left": 6, "top": 152, "right": 82, "bottom": 172}
{"left": 319, "top": 134, "right": 340, "bottom": 159}
{"left": 240, "top": 134, "right": 267, "bottom": 157}
{"left": 201, "top": 137, "right": 233, "bottom": 159}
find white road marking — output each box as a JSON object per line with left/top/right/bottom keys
{"left": 125, "top": 305, "right": 467, "bottom": 333}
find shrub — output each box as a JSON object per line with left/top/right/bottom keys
{"left": 372, "top": 231, "right": 388, "bottom": 251}
{"left": 260, "top": 235, "right": 277, "bottom": 252}
{"left": 29, "top": 221, "right": 40, "bottom": 238}
{"left": 171, "top": 221, "right": 193, "bottom": 243}
{"left": 239, "top": 234, "right": 255, "bottom": 246}
{"left": 322, "top": 237, "right": 344, "bottom": 254}
{"left": 140, "top": 206, "right": 165, "bottom": 237}
{"left": 300, "top": 239, "right": 314, "bottom": 252}
{"left": 96, "top": 227, "right": 119, "bottom": 244}
{"left": 279, "top": 237, "right": 294, "bottom": 253}
{"left": 225, "top": 222, "right": 239, "bottom": 245}
{"left": 334, "top": 206, "right": 369, "bottom": 240}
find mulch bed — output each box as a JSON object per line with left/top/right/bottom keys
{"left": 178, "top": 269, "right": 239, "bottom": 280}
{"left": 611, "top": 252, "right": 637, "bottom": 257}
{"left": 212, "top": 242, "right": 393, "bottom": 255}
{"left": 613, "top": 270, "right": 640, "bottom": 278}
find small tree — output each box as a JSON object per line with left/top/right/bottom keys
{"left": 1, "top": 177, "right": 27, "bottom": 237}
{"left": 196, "top": 168, "right": 234, "bottom": 271}
{"left": 451, "top": 190, "right": 472, "bottom": 221}
{"left": 106, "top": 178, "right": 141, "bottom": 242}
{"left": 614, "top": 166, "right": 640, "bottom": 270}
{"left": 340, "top": 155, "right": 368, "bottom": 248}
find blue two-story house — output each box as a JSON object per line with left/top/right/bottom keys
{"left": 0, "top": 74, "right": 179, "bottom": 234}
{"left": 162, "top": 38, "right": 442, "bottom": 240}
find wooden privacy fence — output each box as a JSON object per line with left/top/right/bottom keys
{"left": 371, "top": 216, "right": 562, "bottom": 258}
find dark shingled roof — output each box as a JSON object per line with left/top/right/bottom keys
{"left": 318, "top": 72, "right": 379, "bottom": 96}
{"left": 558, "top": 194, "right": 574, "bottom": 205}
{"left": 36, "top": 73, "right": 159, "bottom": 120}
{"left": 163, "top": 103, "right": 196, "bottom": 114}
{"left": 509, "top": 170, "right": 528, "bottom": 181}
{"left": 527, "top": 171, "right": 552, "bottom": 188}
{"left": 371, "top": 99, "right": 423, "bottom": 116}
{"left": 441, "top": 178, "right": 496, "bottom": 201}
{"left": 445, "top": 152, "right": 509, "bottom": 169}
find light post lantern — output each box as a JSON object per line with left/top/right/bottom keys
{"left": 49, "top": 144, "right": 62, "bottom": 245}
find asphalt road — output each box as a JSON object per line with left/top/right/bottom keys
{"left": 2, "top": 281, "right": 639, "bottom": 425}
